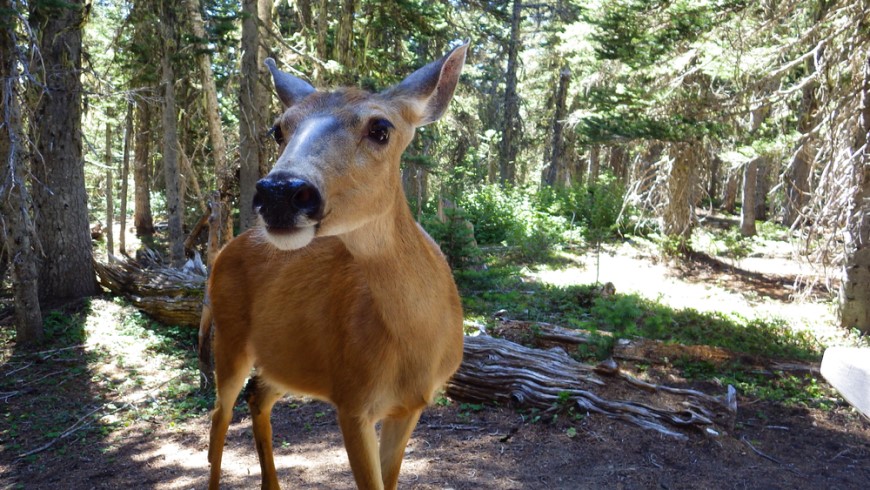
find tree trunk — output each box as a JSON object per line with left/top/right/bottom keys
{"left": 239, "top": 0, "right": 272, "bottom": 231}
{"left": 1, "top": 7, "right": 43, "bottom": 343}
{"left": 185, "top": 0, "right": 233, "bottom": 247}
{"left": 662, "top": 142, "right": 695, "bottom": 251}
{"left": 544, "top": 67, "right": 571, "bottom": 187}
{"left": 587, "top": 144, "right": 600, "bottom": 184}
{"left": 105, "top": 118, "right": 114, "bottom": 260}
{"left": 334, "top": 0, "right": 355, "bottom": 74}
{"left": 753, "top": 158, "right": 769, "bottom": 221}
{"left": 28, "top": 0, "right": 98, "bottom": 304}
{"left": 740, "top": 158, "right": 758, "bottom": 237}
{"left": 609, "top": 145, "right": 628, "bottom": 184}
{"left": 499, "top": 0, "right": 522, "bottom": 185}
{"left": 133, "top": 100, "right": 155, "bottom": 237}
{"left": 708, "top": 154, "right": 721, "bottom": 205}
{"left": 722, "top": 168, "right": 739, "bottom": 214}
{"left": 119, "top": 101, "right": 132, "bottom": 255}
{"left": 841, "top": 54, "right": 870, "bottom": 334}
{"left": 296, "top": 0, "right": 312, "bottom": 28}
{"left": 315, "top": 0, "right": 328, "bottom": 82}
{"left": 160, "top": 0, "right": 185, "bottom": 267}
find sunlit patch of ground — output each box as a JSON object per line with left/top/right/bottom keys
{"left": 529, "top": 240, "right": 864, "bottom": 350}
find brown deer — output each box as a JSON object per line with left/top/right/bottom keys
{"left": 199, "top": 44, "right": 468, "bottom": 489}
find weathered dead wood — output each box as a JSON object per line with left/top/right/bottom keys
{"left": 94, "top": 257, "right": 205, "bottom": 327}
{"left": 447, "top": 335, "right": 737, "bottom": 440}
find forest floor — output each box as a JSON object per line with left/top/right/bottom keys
{"left": 2, "top": 223, "right": 870, "bottom": 489}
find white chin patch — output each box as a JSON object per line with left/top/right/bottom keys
{"left": 263, "top": 226, "right": 316, "bottom": 251}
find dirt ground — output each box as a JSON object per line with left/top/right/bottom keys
{"left": 5, "top": 395, "right": 870, "bottom": 489}
{"left": 3, "top": 237, "right": 870, "bottom": 489}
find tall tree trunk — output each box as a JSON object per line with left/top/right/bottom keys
{"left": 105, "top": 118, "right": 114, "bottom": 260}
{"left": 1, "top": 5, "right": 43, "bottom": 343}
{"left": 662, "top": 142, "right": 695, "bottom": 251}
{"left": 499, "top": 0, "right": 522, "bottom": 185}
{"left": 133, "top": 100, "right": 155, "bottom": 237}
{"left": 841, "top": 54, "right": 870, "bottom": 334}
{"left": 722, "top": 169, "right": 739, "bottom": 214}
{"left": 315, "top": 0, "right": 328, "bottom": 82}
{"left": 588, "top": 145, "right": 600, "bottom": 184}
{"left": 239, "top": 0, "right": 270, "bottom": 231}
{"left": 28, "top": 0, "right": 97, "bottom": 304}
{"left": 609, "top": 145, "right": 628, "bottom": 183}
{"left": 119, "top": 100, "right": 132, "bottom": 255}
{"left": 334, "top": 0, "right": 355, "bottom": 74}
{"left": 296, "top": 0, "right": 312, "bottom": 28}
{"left": 161, "top": 0, "right": 185, "bottom": 267}
{"left": 544, "top": 67, "right": 571, "bottom": 187}
{"left": 708, "top": 153, "right": 721, "bottom": 205}
{"left": 754, "top": 158, "right": 770, "bottom": 221}
{"left": 185, "top": 0, "right": 233, "bottom": 247}
{"left": 740, "top": 158, "right": 758, "bottom": 237}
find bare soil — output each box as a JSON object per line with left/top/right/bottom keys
{"left": 3, "top": 239, "right": 870, "bottom": 489}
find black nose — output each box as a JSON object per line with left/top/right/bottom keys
{"left": 253, "top": 173, "right": 323, "bottom": 228}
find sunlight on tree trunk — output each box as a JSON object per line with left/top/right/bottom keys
{"left": 662, "top": 142, "right": 695, "bottom": 251}
{"left": 740, "top": 158, "right": 758, "bottom": 237}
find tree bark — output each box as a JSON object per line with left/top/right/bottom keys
{"left": 1, "top": 6, "right": 43, "bottom": 343}
{"left": 28, "top": 0, "right": 98, "bottom": 304}
{"left": 740, "top": 158, "right": 758, "bottom": 237}
{"left": 499, "top": 0, "right": 522, "bottom": 185}
{"left": 315, "top": 0, "right": 328, "bottom": 82}
{"left": 105, "top": 118, "right": 114, "bottom": 260}
{"left": 841, "top": 54, "right": 870, "bottom": 333}
{"left": 185, "top": 0, "right": 233, "bottom": 248}
{"left": 663, "top": 142, "right": 695, "bottom": 250}
{"left": 587, "top": 145, "right": 600, "bottom": 184}
{"left": 133, "top": 100, "right": 155, "bottom": 237}
{"left": 334, "top": 0, "right": 355, "bottom": 75}
{"left": 160, "top": 0, "right": 185, "bottom": 267}
{"left": 239, "top": 0, "right": 272, "bottom": 231}
{"left": 544, "top": 67, "right": 571, "bottom": 187}
{"left": 119, "top": 100, "right": 132, "bottom": 255}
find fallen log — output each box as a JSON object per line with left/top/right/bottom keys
{"left": 94, "top": 256, "right": 205, "bottom": 327}
{"left": 448, "top": 335, "right": 737, "bottom": 440}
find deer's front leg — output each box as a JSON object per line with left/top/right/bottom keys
{"left": 379, "top": 408, "right": 423, "bottom": 490}
{"left": 338, "top": 411, "right": 383, "bottom": 490}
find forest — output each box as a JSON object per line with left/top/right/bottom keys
{"left": 2, "top": 0, "right": 870, "bottom": 488}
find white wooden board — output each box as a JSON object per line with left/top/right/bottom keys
{"left": 821, "top": 347, "right": 870, "bottom": 419}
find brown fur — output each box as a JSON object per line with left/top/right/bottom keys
{"left": 202, "top": 45, "right": 468, "bottom": 490}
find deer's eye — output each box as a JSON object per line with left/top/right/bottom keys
{"left": 367, "top": 118, "right": 393, "bottom": 144}
{"left": 270, "top": 124, "right": 284, "bottom": 145}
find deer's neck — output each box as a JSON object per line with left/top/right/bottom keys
{"left": 338, "top": 196, "right": 450, "bottom": 320}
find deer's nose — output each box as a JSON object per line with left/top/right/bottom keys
{"left": 254, "top": 172, "right": 323, "bottom": 227}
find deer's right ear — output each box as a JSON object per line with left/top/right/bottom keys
{"left": 265, "top": 58, "right": 316, "bottom": 108}
{"left": 390, "top": 42, "right": 469, "bottom": 127}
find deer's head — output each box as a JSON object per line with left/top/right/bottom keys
{"left": 254, "top": 43, "right": 469, "bottom": 251}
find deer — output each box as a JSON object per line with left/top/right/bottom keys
{"left": 199, "top": 43, "right": 469, "bottom": 490}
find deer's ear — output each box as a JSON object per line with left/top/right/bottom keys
{"left": 265, "top": 58, "right": 316, "bottom": 108}
{"left": 390, "top": 42, "right": 469, "bottom": 127}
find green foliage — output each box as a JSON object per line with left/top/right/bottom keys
{"left": 537, "top": 174, "right": 628, "bottom": 246}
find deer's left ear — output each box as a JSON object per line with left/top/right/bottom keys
{"left": 266, "top": 58, "right": 316, "bottom": 108}
{"left": 389, "top": 42, "right": 469, "bottom": 127}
